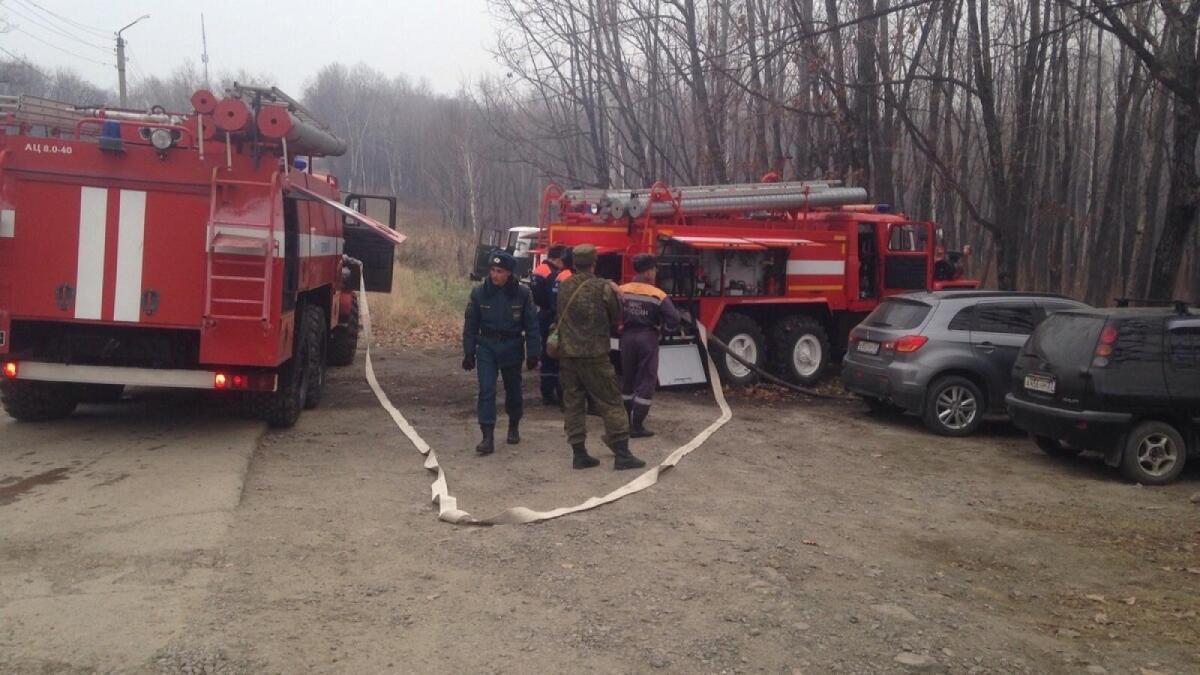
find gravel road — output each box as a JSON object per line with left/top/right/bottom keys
{"left": 2, "top": 344, "right": 1197, "bottom": 674}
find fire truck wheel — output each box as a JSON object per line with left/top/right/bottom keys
{"left": 327, "top": 292, "right": 360, "bottom": 367}
{"left": 770, "top": 315, "right": 831, "bottom": 387}
{"left": 1, "top": 379, "right": 79, "bottom": 422}
{"left": 714, "top": 313, "right": 767, "bottom": 386}
{"left": 302, "top": 306, "right": 327, "bottom": 410}
{"left": 254, "top": 305, "right": 323, "bottom": 428}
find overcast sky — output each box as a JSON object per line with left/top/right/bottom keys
{"left": 0, "top": 0, "right": 501, "bottom": 96}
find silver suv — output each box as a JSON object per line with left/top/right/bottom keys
{"left": 841, "top": 291, "right": 1089, "bottom": 436}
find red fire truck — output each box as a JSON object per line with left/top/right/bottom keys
{"left": 539, "top": 179, "right": 978, "bottom": 385}
{"left": 0, "top": 86, "right": 403, "bottom": 427}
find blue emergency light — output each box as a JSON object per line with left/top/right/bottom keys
{"left": 98, "top": 120, "right": 124, "bottom": 153}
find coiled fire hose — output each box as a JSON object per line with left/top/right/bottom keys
{"left": 358, "top": 279, "right": 732, "bottom": 526}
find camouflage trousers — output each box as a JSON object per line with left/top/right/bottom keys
{"left": 560, "top": 355, "right": 630, "bottom": 447}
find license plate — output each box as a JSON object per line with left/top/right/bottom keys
{"left": 1024, "top": 373, "right": 1056, "bottom": 394}
{"left": 856, "top": 340, "right": 880, "bottom": 355}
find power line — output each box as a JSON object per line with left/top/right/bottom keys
{"left": 9, "top": 25, "right": 114, "bottom": 67}
{"left": 5, "top": 1, "right": 112, "bottom": 52}
{"left": 16, "top": 0, "right": 110, "bottom": 39}
{"left": 0, "top": 45, "right": 50, "bottom": 79}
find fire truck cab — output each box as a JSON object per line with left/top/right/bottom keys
{"left": 540, "top": 180, "right": 977, "bottom": 386}
{"left": 0, "top": 86, "right": 403, "bottom": 427}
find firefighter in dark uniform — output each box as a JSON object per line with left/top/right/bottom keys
{"left": 529, "top": 244, "right": 572, "bottom": 406}
{"left": 619, "top": 253, "right": 681, "bottom": 437}
{"left": 555, "top": 244, "right": 644, "bottom": 470}
{"left": 462, "top": 250, "right": 540, "bottom": 455}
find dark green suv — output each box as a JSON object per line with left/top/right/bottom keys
{"left": 1007, "top": 304, "right": 1199, "bottom": 485}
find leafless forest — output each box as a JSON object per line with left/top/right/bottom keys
{"left": 3, "top": 1, "right": 1198, "bottom": 302}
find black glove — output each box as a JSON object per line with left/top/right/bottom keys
{"left": 679, "top": 310, "right": 694, "bottom": 324}
{"left": 526, "top": 356, "right": 540, "bottom": 371}
{"left": 462, "top": 354, "right": 476, "bottom": 371}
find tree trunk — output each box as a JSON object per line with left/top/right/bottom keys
{"left": 1149, "top": 101, "right": 1200, "bottom": 299}
{"left": 678, "top": 0, "right": 727, "bottom": 184}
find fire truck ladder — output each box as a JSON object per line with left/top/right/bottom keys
{"left": 204, "top": 170, "right": 280, "bottom": 325}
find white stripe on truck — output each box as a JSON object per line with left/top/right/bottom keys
{"left": 786, "top": 260, "right": 845, "bottom": 276}
{"left": 0, "top": 209, "right": 14, "bottom": 238}
{"left": 75, "top": 187, "right": 108, "bottom": 320}
{"left": 113, "top": 190, "right": 146, "bottom": 322}
{"left": 210, "top": 226, "right": 340, "bottom": 258}
{"left": 17, "top": 361, "right": 221, "bottom": 389}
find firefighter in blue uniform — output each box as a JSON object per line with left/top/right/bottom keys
{"left": 462, "top": 251, "right": 540, "bottom": 455}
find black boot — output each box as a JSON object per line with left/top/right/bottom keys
{"left": 610, "top": 439, "right": 646, "bottom": 470}
{"left": 572, "top": 442, "right": 600, "bottom": 469}
{"left": 630, "top": 407, "right": 655, "bottom": 438}
{"left": 506, "top": 419, "right": 521, "bottom": 445}
{"left": 475, "top": 425, "right": 495, "bottom": 455}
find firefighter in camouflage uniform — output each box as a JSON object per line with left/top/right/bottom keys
{"left": 554, "top": 244, "right": 645, "bottom": 470}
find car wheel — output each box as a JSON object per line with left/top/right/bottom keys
{"left": 1034, "top": 435, "right": 1082, "bottom": 458}
{"left": 714, "top": 313, "right": 766, "bottom": 386}
{"left": 922, "top": 375, "right": 984, "bottom": 436}
{"left": 1119, "top": 421, "right": 1187, "bottom": 485}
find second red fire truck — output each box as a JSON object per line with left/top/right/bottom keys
{"left": 538, "top": 179, "right": 979, "bottom": 386}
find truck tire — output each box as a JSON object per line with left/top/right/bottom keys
{"left": 770, "top": 315, "right": 831, "bottom": 386}
{"left": 1119, "top": 420, "right": 1186, "bottom": 485}
{"left": 1, "top": 379, "right": 79, "bottom": 422}
{"left": 922, "top": 375, "right": 984, "bottom": 436}
{"left": 327, "top": 291, "right": 360, "bottom": 366}
{"left": 251, "top": 305, "right": 322, "bottom": 428}
{"left": 714, "top": 313, "right": 767, "bottom": 386}
{"left": 302, "top": 305, "right": 327, "bottom": 410}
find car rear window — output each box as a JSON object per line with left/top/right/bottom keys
{"left": 1026, "top": 314, "right": 1104, "bottom": 369}
{"left": 863, "top": 298, "right": 932, "bottom": 330}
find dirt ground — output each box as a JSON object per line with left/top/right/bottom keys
{"left": 2, "top": 343, "right": 1199, "bottom": 674}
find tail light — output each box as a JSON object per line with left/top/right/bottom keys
{"left": 2, "top": 361, "right": 16, "bottom": 378}
{"left": 214, "top": 371, "right": 274, "bottom": 391}
{"left": 893, "top": 335, "right": 929, "bottom": 353}
{"left": 1092, "top": 322, "right": 1119, "bottom": 367}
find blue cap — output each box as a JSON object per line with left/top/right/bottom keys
{"left": 490, "top": 250, "right": 516, "bottom": 272}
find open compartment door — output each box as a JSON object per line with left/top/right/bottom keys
{"left": 342, "top": 193, "right": 401, "bottom": 292}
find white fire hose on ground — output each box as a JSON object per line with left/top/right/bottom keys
{"left": 358, "top": 280, "right": 732, "bottom": 525}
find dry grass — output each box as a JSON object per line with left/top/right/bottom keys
{"left": 365, "top": 207, "right": 476, "bottom": 347}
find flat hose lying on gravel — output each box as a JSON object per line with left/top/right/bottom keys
{"left": 358, "top": 278, "right": 733, "bottom": 526}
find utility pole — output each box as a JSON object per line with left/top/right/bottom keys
{"left": 115, "top": 14, "right": 150, "bottom": 107}
{"left": 201, "top": 14, "right": 210, "bottom": 87}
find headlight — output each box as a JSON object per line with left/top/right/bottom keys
{"left": 150, "top": 128, "right": 173, "bottom": 151}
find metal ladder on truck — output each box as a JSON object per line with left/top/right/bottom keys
{"left": 203, "top": 169, "right": 281, "bottom": 326}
